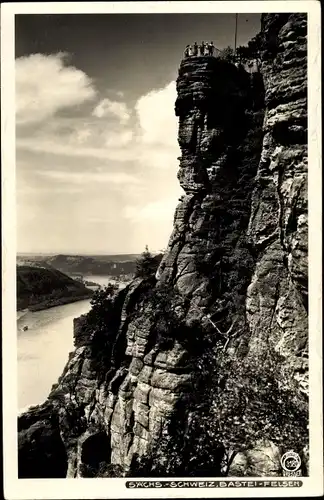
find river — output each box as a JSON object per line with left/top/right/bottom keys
{"left": 17, "top": 299, "right": 91, "bottom": 413}
{"left": 17, "top": 275, "right": 131, "bottom": 414}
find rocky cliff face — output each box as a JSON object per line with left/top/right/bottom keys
{"left": 18, "top": 13, "right": 308, "bottom": 479}
{"left": 246, "top": 13, "right": 308, "bottom": 382}
{"left": 229, "top": 14, "right": 308, "bottom": 474}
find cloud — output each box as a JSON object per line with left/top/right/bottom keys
{"left": 16, "top": 53, "right": 96, "bottom": 125}
{"left": 136, "top": 81, "right": 178, "bottom": 148}
{"left": 92, "top": 98, "right": 130, "bottom": 124}
{"left": 134, "top": 81, "right": 180, "bottom": 173}
{"left": 17, "top": 134, "right": 137, "bottom": 162}
{"left": 122, "top": 196, "right": 180, "bottom": 253}
{"left": 124, "top": 198, "right": 177, "bottom": 222}
{"left": 16, "top": 54, "right": 179, "bottom": 168}
{"left": 17, "top": 185, "right": 83, "bottom": 195}
{"left": 104, "top": 129, "right": 134, "bottom": 148}
{"left": 16, "top": 54, "right": 183, "bottom": 253}
{"left": 36, "top": 169, "right": 141, "bottom": 186}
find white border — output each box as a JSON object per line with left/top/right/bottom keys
{"left": 1, "top": 1, "right": 322, "bottom": 498}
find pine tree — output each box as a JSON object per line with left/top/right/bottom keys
{"left": 135, "top": 245, "right": 158, "bottom": 278}
{"left": 219, "top": 46, "right": 235, "bottom": 62}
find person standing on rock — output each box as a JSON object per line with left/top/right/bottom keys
{"left": 208, "top": 41, "right": 215, "bottom": 56}
{"left": 193, "top": 41, "right": 198, "bottom": 56}
{"left": 184, "top": 45, "right": 190, "bottom": 58}
{"left": 200, "top": 41, "right": 205, "bottom": 55}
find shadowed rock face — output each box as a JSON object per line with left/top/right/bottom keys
{"left": 228, "top": 13, "right": 308, "bottom": 476}
{"left": 245, "top": 12, "right": 308, "bottom": 388}
{"left": 18, "top": 403, "right": 68, "bottom": 478}
{"left": 18, "top": 13, "right": 308, "bottom": 478}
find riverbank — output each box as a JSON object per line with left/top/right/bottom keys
{"left": 17, "top": 298, "right": 92, "bottom": 411}
{"left": 17, "top": 309, "right": 29, "bottom": 320}
{"left": 17, "top": 291, "right": 93, "bottom": 313}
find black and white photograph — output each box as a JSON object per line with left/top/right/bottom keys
{"left": 1, "top": 1, "right": 322, "bottom": 498}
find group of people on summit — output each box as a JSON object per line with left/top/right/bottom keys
{"left": 184, "top": 41, "right": 217, "bottom": 58}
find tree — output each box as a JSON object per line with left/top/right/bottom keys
{"left": 87, "top": 282, "right": 119, "bottom": 333}
{"left": 219, "top": 46, "right": 235, "bottom": 62}
{"left": 236, "top": 45, "right": 250, "bottom": 63}
{"left": 135, "top": 245, "right": 160, "bottom": 278}
{"left": 236, "top": 33, "right": 263, "bottom": 69}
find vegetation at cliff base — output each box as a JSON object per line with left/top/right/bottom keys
{"left": 131, "top": 330, "right": 308, "bottom": 477}
{"left": 198, "top": 350, "right": 308, "bottom": 469}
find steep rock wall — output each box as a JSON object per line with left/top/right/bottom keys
{"left": 229, "top": 12, "right": 308, "bottom": 476}
{"left": 246, "top": 13, "right": 308, "bottom": 389}
{"left": 18, "top": 13, "right": 308, "bottom": 479}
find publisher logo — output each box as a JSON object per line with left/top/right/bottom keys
{"left": 281, "top": 451, "right": 302, "bottom": 475}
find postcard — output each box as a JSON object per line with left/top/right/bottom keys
{"left": 1, "top": 1, "right": 322, "bottom": 498}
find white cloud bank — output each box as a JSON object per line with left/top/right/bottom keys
{"left": 16, "top": 53, "right": 182, "bottom": 253}
{"left": 16, "top": 53, "right": 179, "bottom": 168}
{"left": 16, "top": 53, "right": 96, "bottom": 125}
{"left": 136, "top": 82, "right": 178, "bottom": 147}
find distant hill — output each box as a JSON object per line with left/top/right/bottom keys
{"left": 17, "top": 264, "right": 93, "bottom": 311}
{"left": 16, "top": 252, "right": 166, "bottom": 280}
{"left": 17, "top": 253, "right": 141, "bottom": 261}
{"left": 45, "top": 254, "right": 137, "bottom": 277}
{"left": 17, "top": 253, "right": 143, "bottom": 277}
{"left": 16, "top": 258, "right": 53, "bottom": 269}
{"left": 81, "top": 254, "right": 141, "bottom": 262}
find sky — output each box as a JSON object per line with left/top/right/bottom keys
{"left": 16, "top": 12, "right": 261, "bottom": 255}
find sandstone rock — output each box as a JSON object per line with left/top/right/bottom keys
{"left": 133, "top": 382, "right": 151, "bottom": 405}
{"left": 150, "top": 369, "right": 192, "bottom": 392}
{"left": 18, "top": 403, "right": 67, "bottom": 478}
{"left": 228, "top": 440, "right": 282, "bottom": 476}
{"left": 247, "top": 13, "right": 308, "bottom": 395}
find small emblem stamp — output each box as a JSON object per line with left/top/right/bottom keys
{"left": 281, "top": 451, "right": 302, "bottom": 476}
